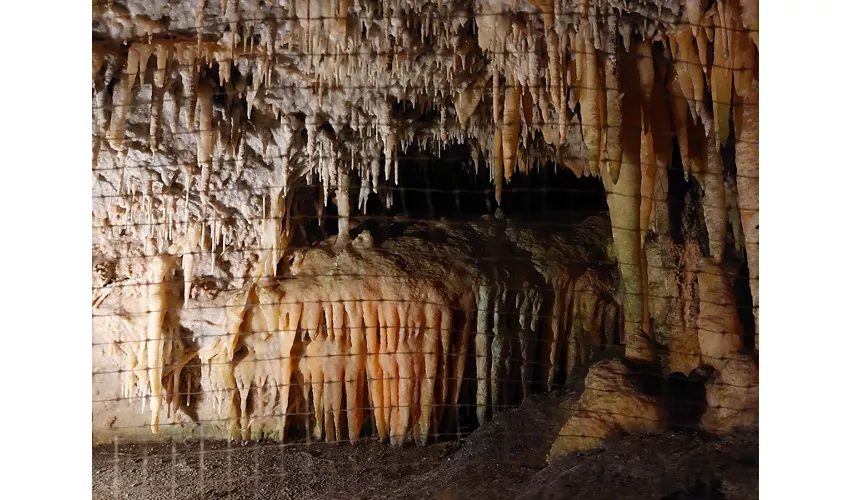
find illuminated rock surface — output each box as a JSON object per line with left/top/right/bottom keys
{"left": 92, "top": 0, "right": 759, "bottom": 447}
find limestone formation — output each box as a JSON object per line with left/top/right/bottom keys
{"left": 703, "top": 356, "right": 759, "bottom": 432}
{"left": 547, "top": 359, "right": 667, "bottom": 458}
{"left": 92, "top": 0, "right": 759, "bottom": 445}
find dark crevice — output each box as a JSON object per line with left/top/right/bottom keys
{"left": 668, "top": 140, "right": 687, "bottom": 245}
{"left": 685, "top": 182, "right": 711, "bottom": 256}
{"left": 666, "top": 370, "right": 709, "bottom": 429}
{"left": 735, "top": 262, "right": 756, "bottom": 352}
{"left": 720, "top": 116, "right": 756, "bottom": 351}
{"left": 624, "top": 360, "right": 709, "bottom": 431}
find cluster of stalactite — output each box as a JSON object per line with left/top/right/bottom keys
{"left": 94, "top": 217, "right": 621, "bottom": 442}
{"left": 92, "top": 0, "right": 758, "bottom": 442}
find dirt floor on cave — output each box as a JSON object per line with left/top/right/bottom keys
{"left": 92, "top": 386, "right": 758, "bottom": 500}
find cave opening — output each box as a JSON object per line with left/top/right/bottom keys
{"left": 379, "top": 145, "right": 609, "bottom": 220}
{"left": 296, "top": 144, "right": 611, "bottom": 246}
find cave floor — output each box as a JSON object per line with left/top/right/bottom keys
{"left": 92, "top": 385, "right": 757, "bottom": 500}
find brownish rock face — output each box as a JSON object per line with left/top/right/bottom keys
{"left": 548, "top": 359, "right": 667, "bottom": 458}
{"left": 702, "top": 356, "right": 759, "bottom": 432}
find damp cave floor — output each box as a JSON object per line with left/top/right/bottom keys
{"left": 92, "top": 387, "right": 758, "bottom": 500}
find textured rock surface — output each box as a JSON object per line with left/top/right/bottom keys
{"left": 547, "top": 359, "right": 666, "bottom": 457}
{"left": 92, "top": 0, "right": 759, "bottom": 443}
{"left": 702, "top": 356, "right": 759, "bottom": 432}
{"left": 93, "top": 214, "right": 621, "bottom": 443}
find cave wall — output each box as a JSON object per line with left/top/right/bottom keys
{"left": 92, "top": 0, "right": 759, "bottom": 444}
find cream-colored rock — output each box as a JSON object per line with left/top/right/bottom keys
{"left": 92, "top": 0, "right": 759, "bottom": 443}
{"left": 697, "top": 258, "right": 744, "bottom": 368}
{"left": 94, "top": 217, "right": 620, "bottom": 444}
{"left": 702, "top": 356, "right": 759, "bottom": 432}
{"left": 548, "top": 360, "right": 666, "bottom": 460}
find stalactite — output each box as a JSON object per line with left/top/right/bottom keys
{"left": 739, "top": 0, "right": 759, "bottom": 48}
{"left": 639, "top": 114, "right": 657, "bottom": 247}
{"left": 336, "top": 163, "right": 351, "bottom": 244}
{"left": 93, "top": 0, "right": 759, "bottom": 445}
{"left": 572, "top": 23, "right": 603, "bottom": 176}
{"left": 711, "top": 12, "right": 734, "bottom": 149}
{"left": 726, "top": 176, "right": 745, "bottom": 254}
{"left": 668, "top": 69, "right": 693, "bottom": 178}
{"left": 502, "top": 75, "right": 521, "bottom": 182}
{"left": 105, "top": 47, "right": 138, "bottom": 151}
{"left": 196, "top": 82, "right": 214, "bottom": 204}
{"left": 492, "top": 73, "right": 504, "bottom": 204}
{"left": 603, "top": 17, "right": 623, "bottom": 184}
{"left": 703, "top": 128, "right": 727, "bottom": 263}
{"left": 734, "top": 81, "right": 759, "bottom": 350}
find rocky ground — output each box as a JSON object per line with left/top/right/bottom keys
{"left": 93, "top": 384, "right": 757, "bottom": 500}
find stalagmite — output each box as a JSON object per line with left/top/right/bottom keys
{"left": 489, "top": 290, "right": 504, "bottom": 412}
{"left": 517, "top": 292, "right": 533, "bottom": 397}
{"left": 601, "top": 79, "right": 653, "bottom": 363}
{"left": 145, "top": 254, "right": 170, "bottom": 432}
{"left": 475, "top": 286, "right": 492, "bottom": 426}
{"left": 545, "top": 281, "right": 566, "bottom": 389}
{"left": 336, "top": 164, "right": 351, "bottom": 244}
{"left": 696, "top": 258, "right": 744, "bottom": 367}
{"left": 435, "top": 305, "right": 453, "bottom": 425}
{"left": 675, "top": 241, "right": 704, "bottom": 374}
